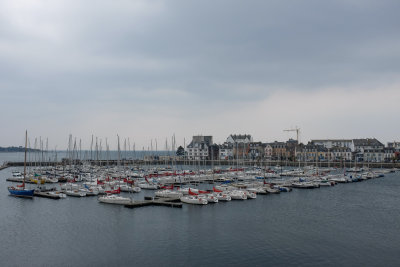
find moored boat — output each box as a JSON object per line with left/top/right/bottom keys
{"left": 7, "top": 131, "right": 34, "bottom": 198}
{"left": 155, "top": 189, "right": 183, "bottom": 198}
{"left": 213, "top": 192, "right": 231, "bottom": 201}
{"left": 98, "top": 194, "right": 133, "bottom": 205}
{"left": 65, "top": 190, "right": 86, "bottom": 197}
{"left": 180, "top": 195, "right": 208, "bottom": 205}
{"left": 229, "top": 190, "right": 247, "bottom": 200}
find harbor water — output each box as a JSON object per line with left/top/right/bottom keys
{"left": 0, "top": 159, "right": 399, "bottom": 266}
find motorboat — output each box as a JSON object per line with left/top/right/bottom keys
{"left": 213, "top": 192, "right": 231, "bottom": 201}
{"left": 65, "top": 190, "right": 86, "bottom": 197}
{"left": 120, "top": 184, "right": 141, "bottom": 193}
{"left": 98, "top": 194, "right": 133, "bottom": 205}
{"left": 245, "top": 191, "right": 257, "bottom": 199}
{"left": 155, "top": 190, "right": 183, "bottom": 198}
{"left": 203, "top": 194, "right": 218, "bottom": 203}
{"left": 48, "top": 191, "right": 67, "bottom": 198}
{"left": 138, "top": 183, "right": 159, "bottom": 190}
{"left": 180, "top": 195, "right": 208, "bottom": 205}
{"left": 291, "top": 182, "right": 319, "bottom": 189}
{"left": 229, "top": 190, "right": 247, "bottom": 200}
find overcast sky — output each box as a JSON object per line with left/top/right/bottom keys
{"left": 1, "top": 0, "right": 399, "bottom": 149}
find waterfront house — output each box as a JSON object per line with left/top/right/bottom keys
{"left": 186, "top": 136, "right": 213, "bottom": 161}
{"left": 312, "top": 139, "right": 354, "bottom": 151}
{"left": 353, "top": 138, "right": 384, "bottom": 152}
{"left": 384, "top": 147, "right": 396, "bottom": 162}
{"left": 249, "top": 142, "right": 265, "bottom": 160}
{"left": 218, "top": 142, "right": 234, "bottom": 160}
{"left": 329, "top": 147, "right": 352, "bottom": 161}
{"left": 352, "top": 138, "right": 385, "bottom": 162}
{"left": 296, "top": 143, "right": 328, "bottom": 162}
{"left": 363, "top": 149, "right": 384, "bottom": 163}
{"left": 388, "top": 141, "right": 400, "bottom": 151}
{"left": 264, "top": 144, "right": 273, "bottom": 159}
{"left": 226, "top": 134, "right": 253, "bottom": 144}
{"left": 285, "top": 139, "right": 298, "bottom": 161}
{"left": 268, "top": 141, "right": 287, "bottom": 160}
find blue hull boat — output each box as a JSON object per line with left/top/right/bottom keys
{"left": 8, "top": 187, "right": 35, "bottom": 197}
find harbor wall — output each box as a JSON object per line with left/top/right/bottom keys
{"left": 4, "top": 159, "right": 400, "bottom": 168}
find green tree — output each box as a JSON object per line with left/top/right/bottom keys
{"left": 176, "top": 146, "right": 185, "bottom": 156}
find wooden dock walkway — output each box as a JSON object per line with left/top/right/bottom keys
{"left": 124, "top": 197, "right": 182, "bottom": 209}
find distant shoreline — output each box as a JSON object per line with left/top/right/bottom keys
{"left": 0, "top": 147, "right": 41, "bottom": 152}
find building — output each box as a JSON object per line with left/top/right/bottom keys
{"left": 285, "top": 139, "right": 298, "bottom": 160}
{"left": 264, "top": 144, "right": 273, "bottom": 159}
{"left": 186, "top": 136, "right": 213, "bottom": 160}
{"left": 225, "top": 134, "right": 252, "bottom": 159}
{"left": 311, "top": 139, "right": 354, "bottom": 151}
{"left": 296, "top": 143, "right": 328, "bottom": 162}
{"left": 209, "top": 144, "right": 219, "bottom": 161}
{"left": 353, "top": 138, "right": 384, "bottom": 152}
{"left": 268, "top": 141, "right": 287, "bottom": 160}
{"left": 218, "top": 142, "right": 234, "bottom": 160}
{"left": 226, "top": 134, "right": 253, "bottom": 144}
{"left": 388, "top": 142, "right": 400, "bottom": 151}
{"left": 329, "top": 147, "right": 352, "bottom": 161}
{"left": 249, "top": 142, "right": 265, "bottom": 160}
{"left": 363, "top": 149, "right": 384, "bottom": 162}
{"left": 384, "top": 147, "right": 396, "bottom": 162}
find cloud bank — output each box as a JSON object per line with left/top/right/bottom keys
{"left": 0, "top": 0, "right": 399, "bottom": 149}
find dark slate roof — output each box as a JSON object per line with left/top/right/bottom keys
{"left": 353, "top": 138, "right": 384, "bottom": 147}
{"left": 218, "top": 142, "right": 234, "bottom": 149}
{"left": 229, "top": 134, "right": 252, "bottom": 141}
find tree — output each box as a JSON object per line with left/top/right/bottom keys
{"left": 176, "top": 146, "right": 185, "bottom": 156}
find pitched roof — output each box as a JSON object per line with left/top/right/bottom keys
{"left": 353, "top": 138, "right": 384, "bottom": 147}
{"left": 229, "top": 134, "right": 251, "bottom": 141}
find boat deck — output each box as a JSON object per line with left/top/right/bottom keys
{"left": 34, "top": 191, "right": 62, "bottom": 199}
{"left": 124, "top": 197, "right": 182, "bottom": 209}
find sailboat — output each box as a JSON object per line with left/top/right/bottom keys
{"left": 98, "top": 135, "right": 133, "bottom": 205}
{"left": 8, "top": 131, "right": 35, "bottom": 198}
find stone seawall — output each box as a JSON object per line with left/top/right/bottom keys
{"left": 4, "top": 159, "right": 400, "bottom": 168}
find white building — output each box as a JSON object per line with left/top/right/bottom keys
{"left": 311, "top": 139, "right": 354, "bottom": 151}
{"left": 384, "top": 147, "right": 396, "bottom": 162}
{"left": 264, "top": 144, "right": 273, "bottom": 159}
{"left": 329, "top": 147, "right": 352, "bottom": 161}
{"left": 388, "top": 142, "right": 400, "bottom": 150}
{"left": 363, "top": 149, "right": 384, "bottom": 162}
{"left": 186, "top": 136, "right": 213, "bottom": 161}
{"left": 353, "top": 138, "right": 384, "bottom": 152}
{"left": 226, "top": 134, "right": 253, "bottom": 144}
{"left": 218, "top": 143, "right": 234, "bottom": 160}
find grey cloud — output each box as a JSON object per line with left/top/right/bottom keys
{"left": 1, "top": 0, "right": 400, "bottom": 146}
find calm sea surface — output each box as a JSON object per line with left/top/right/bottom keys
{"left": 0, "top": 151, "right": 170, "bottom": 165}
{"left": 1, "top": 154, "right": 399, "bottom": 266}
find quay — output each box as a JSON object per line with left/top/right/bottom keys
{"left": 124, "top": 196, "right": 182, "bottom": 209}
{"left": 4, "top": 159, "right": 400, "bottom": 168}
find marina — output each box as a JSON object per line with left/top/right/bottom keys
{"left": 1, "top": 122, "right": 399, "bottom": 267}
{"left": 1, "top": 161, "right": 400, "bottom": 267}
{"left": 3, "top": 154, "right": 399, "bottom": 206}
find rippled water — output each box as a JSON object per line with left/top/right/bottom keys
{"left": 1, "top": 165, "right": 400, "bottom": 267}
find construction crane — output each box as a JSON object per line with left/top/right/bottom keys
{"left": 283, "top": 127, "right": 300, "bottom": 143}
